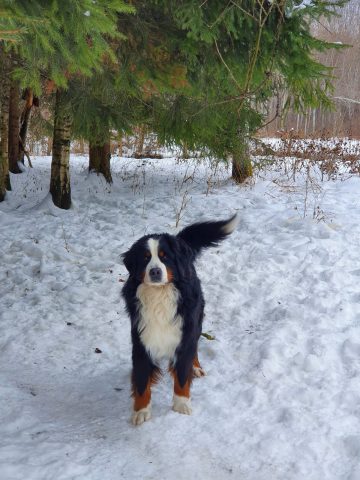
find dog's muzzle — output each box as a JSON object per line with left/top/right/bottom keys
{"left": 149, "top": 267, "right": 162, "bottom": 283}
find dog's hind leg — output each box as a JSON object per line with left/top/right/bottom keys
{"left": 193, "top": 353, "right": 206, "bottom": 378}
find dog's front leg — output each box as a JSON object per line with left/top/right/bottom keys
{"left": 132, "top": 381, "right": 152, "bottom": 426}
{"left": 131, "top": 341, "right": 159, "bottom": 425}
{"left": 171, "top": 354, "right": 194, "bottom": 415}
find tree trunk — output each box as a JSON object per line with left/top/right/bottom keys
{"left": 136, "top": 125, "right": 146, "bottom": 156}
{"left": 8, "top": 79, "right": 21, "bottom": 173}
{"left": 46, "top": 136, "right": 52, "bottom": 156}
{"left": 118, "top": 135, "right": 123, "bottom": 157}
{"left": 182, "top": 142, "right": 189, "bottom": 159}
{"left": 89, "top": 139, "right": 112, "bottom": 183}
{"left": 0, "top": 51, "right": 11, "bottom": 200}
{"left": 19, "top": 88, "right": 34, "bottom": 165}
{"left": 78, "top": 137, "right": 85, "bottom": 154}
{"left": 231, "top": 142, "right": 253, "bottom": 184}
{"left": 50, "top": 89, "right": 72, "bottom": 209}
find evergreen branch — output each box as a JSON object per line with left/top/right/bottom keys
{"left": 199, "top": 0, "right": 209, "bottom": 8}
{"left": 230, "top": 1, "right": 257, "bottom": 21}
{"left": 240, "top": 0, "right": 272, "bottom": 109}
{"left": 189, "top": 73, "right": 273, "bottom": 119}
{"left": 214, "top": 39, "right": 243, "bottom": 93}
{"left": 209, "top": 1, "right": 233, "bottom": 29}
{"left": 259, "top": 93, "right": 281, "bottom": 130}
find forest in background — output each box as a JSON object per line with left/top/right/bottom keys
{"left": 0, "top": 0, "right": 353, "bottom": 209}
{"left": 23, "top": 0, "right": 360, "bottom": 156}
{"left": 263, "top": 0, "right": 360, "bottom": 137}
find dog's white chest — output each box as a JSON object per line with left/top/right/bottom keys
{"left": 136, "top": 283, "right": 182, "bottom": 362}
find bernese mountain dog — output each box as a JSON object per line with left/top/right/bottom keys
{"left": 122, "top": 214, "right": 238, "bottom": 425}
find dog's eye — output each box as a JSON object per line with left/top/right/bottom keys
{"left": 144, "top": 252, "right": 151, "bottom": 260}
{"left": 159, "top": 251, "right": 166, "bottom": 259}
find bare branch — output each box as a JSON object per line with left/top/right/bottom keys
{"left": 333, "top": 96, "right": 360, "bottom": 105}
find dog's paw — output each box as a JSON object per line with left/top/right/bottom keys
{"left": 193, "top": 366, "right": 206, "bottom": 378}
{"left": 132, "top": 405, "right": 152, "bottom": 426}
{"left": 172, "top": 395, "right": 192, "bottom": 415}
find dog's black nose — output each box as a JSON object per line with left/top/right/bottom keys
{"left": 149, "top": 267, "right": 162, "bottom": 282}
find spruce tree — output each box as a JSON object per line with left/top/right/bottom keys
{"left": 69, "top": 5, "right": 191, "bottom": 182}
{"left": 137, "top": 0, "right": 348, "bottom": 182}
{"left": 1, "top": 0, "right": 349, "bottom": 203}
{"left": 1, "top": 0, "right": 133, "bottom": 207}
{"left": 71, "top": 0, "right": 348, "bottom": 185}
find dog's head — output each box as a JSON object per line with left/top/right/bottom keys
{"left": 122, "top": 234, "right": 194, "bottom": 286}
{"left": 122, "top": 215, "right": 238, "bottom": 286}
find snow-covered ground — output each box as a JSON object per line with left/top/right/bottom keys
{"left": 1, "top": 154, "right": 360, "bottom": 480}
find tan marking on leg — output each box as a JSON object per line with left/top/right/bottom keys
{"left": 170, "top": 367, "right": 192, "bottom": 415}
{"left": 133, "top": 381, "right": 151, "bottom": 411}
{"left": 193, "top": 353, "right": 206, "bottom": 377}
{"left": 131, "top": 370, "right": 161, "bottom": 425}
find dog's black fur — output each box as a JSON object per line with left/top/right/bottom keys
{"left": 122, "top": 215, "right": 237, "bottom": 415}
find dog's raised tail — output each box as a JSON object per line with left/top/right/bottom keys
{"left": 177, "top": 214, "right": 238, "bottom": 257}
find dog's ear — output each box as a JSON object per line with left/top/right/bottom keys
{"left": 122, "top": 249, "right": 134, "bottom": 274}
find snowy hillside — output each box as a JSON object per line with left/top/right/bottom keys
{"left": 1, "top": 155, "right": 360, "bottom": 479}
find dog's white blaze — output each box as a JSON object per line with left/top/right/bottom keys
{"left": 221, "top": 214, "right": 239, "bottom": 235}
{"left": 144, "top": 238, "right": 168, "bottom": 285}
{"left": 136, "top": 283, "right": 182, "bottom": 362}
